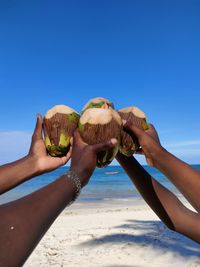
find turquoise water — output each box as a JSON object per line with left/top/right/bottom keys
{"left": 0, "top": 165, "right": 200, "bottom": 204}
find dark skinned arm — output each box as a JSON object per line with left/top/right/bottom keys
{"left": 0, "top": 174, "right": 77, "bottom": 267}
{"left": 151, "top": 148, "right": 200, "bottom": 213}
{"left": 0, "top": 129, "right": 117, "bottom": 267}
{"left": 125, "top": 123, "right": 200, "bottom": 213}
{"left": 116, "top": 122, "right": 200, "bottom": 243}
{"left": 0, "top": 114, "right": 69, "bottom": 195}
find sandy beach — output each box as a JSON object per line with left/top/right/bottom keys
{"left": 25, "top": 197, "right": 200, "bottom": 267}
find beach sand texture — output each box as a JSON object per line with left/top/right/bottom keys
{"left": 25, "top": 199, "right": 200, "bottom": 267}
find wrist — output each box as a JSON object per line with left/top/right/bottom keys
{"left": 65, "top": 171, "right": 82, "bottom": 202}
{"left": 151, "top": 146, "right": 169, "bottom": 168}
{"left": 69, "top": 166, "right": 92, "bottom": 188}
{"left": 26, "top": 154, "right": 42, "bottom": 176}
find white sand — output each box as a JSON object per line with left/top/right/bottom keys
{"left": 25, "top": 198, "right": 200, "bottom": 267}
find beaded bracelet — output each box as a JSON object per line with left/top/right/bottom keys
{"left": 66, "top": 170, "right": 82, "bottom": 205}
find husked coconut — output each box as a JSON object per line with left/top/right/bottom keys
{"left": 81, "top": 97, "right": 114, "bottom": 114}
{"left": 79, "top": 108, "right": 122, "bottom": 167}
{"left": 43, "top": 105, "right": 80, "bottom": 157}
{"left": 118, "top": 106, "right": 148, "bottom": 156}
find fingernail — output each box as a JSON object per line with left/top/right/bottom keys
{"left": 122, "top": 119, "right": 127, "bottom": 126}
{"left": 110, "top": 138, "right": 117, "bottom": 145}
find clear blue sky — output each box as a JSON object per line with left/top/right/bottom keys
{"left": 0, "top": 0, "right": 200, "bottom": 164}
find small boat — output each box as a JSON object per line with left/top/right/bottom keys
{"left": 105, "top": 171, "right": 119, "bottom": 175}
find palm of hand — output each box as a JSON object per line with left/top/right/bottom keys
{"left": 29, "top": 115, "right": 70, "bottom": 174}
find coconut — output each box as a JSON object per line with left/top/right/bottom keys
{"left": 81, "top": 97, "right": 114, "bottom": 114}
{"left": 43, "top": 105, "right": 80, "bottom": 157}
{"left": 79, "top": 108, "right": 122, "bottom": 167}
{"left": 118, "top": 106, "right": 148, "bottom": 156}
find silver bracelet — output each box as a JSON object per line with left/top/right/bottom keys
{"left": 66, "top": 170, "right": 82, "bottom": 205}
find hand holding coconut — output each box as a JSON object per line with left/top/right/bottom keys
{"left": 118, "top": 106, "right": 149, "bottom": 156}
{"left": 28, "top": 105, "right": 118, "bottom": 182}
{"left": 42, "top": 100, "right": 151, "bottom": 169}
{"left": 70, "top": 130, "right": 117, "bottom": 186}
{"left": 29, "top": 113, "right": 72, "bottom": 174}
{"left": 122, "top": 122, "right": 163, "bottom": 167}
{"left": 0, "top": 113, "right": 72, "bottom": 195}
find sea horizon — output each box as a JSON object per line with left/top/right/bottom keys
{"left": 1, "top": 164, "right": 200, "bottom": 205}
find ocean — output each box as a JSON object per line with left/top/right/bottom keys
{"left": 1, "top": 165, "right": 200, "bottom": 204}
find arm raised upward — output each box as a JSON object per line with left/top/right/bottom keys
{"left": 0, "top": 114, "right": 69, "bottom": 195}
{"left": 116, "top": 123, "right": 200, "bottom": 243}
{"left": 0, "top": 128, "right": 117, "bottom": 267}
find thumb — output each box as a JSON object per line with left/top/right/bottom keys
{"left": 73, "top": 129, "right": 81, "bottom": 145}
{"left": 73, "top": 129, "right": 87, "bottom": 147}
{"left": 32, "top": 113, "right": 43, "bottom": 141}
{"left": 93, "top": 138, "right": 118, "bottom": 153}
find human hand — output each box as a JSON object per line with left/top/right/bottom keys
{"left": 70, "top": 130, "right": 117, "bottom": 187}
{"left": 28, "top": 114, "right": 71, "bottom": 174}
{"left": 123, "top": 122, "right": 164, "bottom": 167}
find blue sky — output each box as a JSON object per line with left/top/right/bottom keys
{"left": 0, "top": 0, "right": 200, "bottom": 165}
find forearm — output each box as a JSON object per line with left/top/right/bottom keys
{"left": 117, "top": 154, "right": 177, "bottom": 229}
{"left": 153, "top": 148, "right": 200, "bottom": 212}
{"left": 151, "top": 178, "right": 200, "bottom": 243}
{"left": 117, "top": 154, "right": 200, "bottom": 241}
{"left": 0, "top": 155, "right": 39, "bottom": 194}
{"left": 0, "top": 173, "right": 77, "bottom": 267}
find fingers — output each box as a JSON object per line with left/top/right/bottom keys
{"left": 93, "top": 138, "right": 117, "bottom": 153}
{"left": 146, "top": 123, "right": 161, "bottom": 144}
{"left": 54, "top": 146, "right": 72, "bottom": 167}
{"left": 147, "top": 123, "right": 156, "bottom": 131}
{"left": 73, "top": 129, "right": 82, "bottom": 145}
{"left": 146, "top": 124, "right": 158, "bottom": 135}
{"left": 70, "top": 137, "right": 73, "bottom": 147}
{"left": 66, "top": 145, "right": 73, "bottom": 160}
{"left": 123, "top": 121, "right": 145, "bottom": 139}
{"left": 60, "top": 147, "right": 72, "bottom": 165}
{"left": 124, "top": 122, "right": 160, "bottom": 145}
{"left": 32, "top": 113, "right": 43, "bottom": 141}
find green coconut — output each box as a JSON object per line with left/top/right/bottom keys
{"left": 43, "top": 105, "right": 80, "bottom": 157}
{"left": 79, "top": 108, "right": 122, "bottom": 168}
{"left": 118, "top": 106, "right": 148, "bottom": 156}
{"left": 81, "top": 97, "right": 114, "bottom": 114}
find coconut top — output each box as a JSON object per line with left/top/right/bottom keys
{"left": 119, "top": 106, "right": 146, "bottom": 119}
{"left": 80, "top": 108, "right": 122, "bottom": 125}
{"left": 45, "top": 105, "right": 78, "bottom": 119}
{"left": 82, "top": 97, "right": 113, "bottom": 111}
